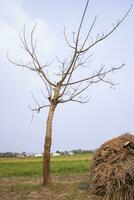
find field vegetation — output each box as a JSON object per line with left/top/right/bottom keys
{"left": 0, "top": 153, "right": 93, "bottom": 200}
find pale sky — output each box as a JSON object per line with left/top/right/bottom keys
{"left": 0, "top": 0, "right": 134, "bottom": 153}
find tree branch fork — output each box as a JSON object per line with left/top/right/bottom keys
{"left": 8, "top": 0, "right": 132, "bottom": 113}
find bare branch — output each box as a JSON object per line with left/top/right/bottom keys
{"left": 44, "top": 81, "right": 52, "bottom": 101}
{"left": 60, "top": 98, "right": 89, "bottom": 104}
{"left": 59, "top": 82, "right": 91, "bottom": 104}
{"left": 30, "top": 104, "right": 50, "bottom": 113}
{"left": 7, "top": 54, "right": 36, "bottom": 71}
{"left": 9, "top": 0, "right": 131, "bottom": 110}
{"left": 80, "top": 15, "right": 97, "bottom": 50}
{"left": 19, "top": 25, "right": 57, "bottom": 87}
{"left": 75, "top": 0, "right": 90, "bottom": 46}
{"left": 77, "top": 5, "right": 132, "bottom": 53}
{"left": 62, "top": 64, "right": 124, "bottom": 86}
{"left": 30, "top": 92, "right": 50, "bottom": 113}
{"left": 60, "top": 51, "right": 77, "bottom": 84}
{"left": 59, "top": 1, "right": 91, "bottom": 85}
{"left": 64, "top": 27, "right": 75, "bottom": 49}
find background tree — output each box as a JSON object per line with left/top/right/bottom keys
{"left": 8, "top": 0, "right": 132, "bottom": 185}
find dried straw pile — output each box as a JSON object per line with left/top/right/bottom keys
{"left": 88, "top": 133, "right": 134, "bottom": 200}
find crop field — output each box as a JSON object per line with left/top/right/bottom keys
{"left": 0, "top": 153, "right": 93, "bottom": 200}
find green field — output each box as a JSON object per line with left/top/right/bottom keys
{"left": 0, "top": 153, "right": 93, "bottom": 178}
{"left": 0, "top": 153, "right": 93, "bottom": 200}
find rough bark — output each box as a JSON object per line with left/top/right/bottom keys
{"left": 43, "top": 103, "right": 56, "bottom": 185}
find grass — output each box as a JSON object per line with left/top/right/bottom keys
{"left": 0, "top": 154, "right": 93, "bottom": 200}
{"left": 0, "top": 153, "right": 93, "bottom": 177}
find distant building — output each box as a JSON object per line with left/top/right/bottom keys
{"left": 69, "top": 152, "right": 74, "bottom": 155}
{"left": 52, "top": 153, "right": 60, "bottom": 156}
{"left": 35, "top": 153, "right": 43, "bottom": 157}
{"left": 26, "top": 153, "right": 35, "bottom": 157}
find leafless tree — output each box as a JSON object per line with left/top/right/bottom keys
{"left": 8, "top": 0, "right": 132, "bottom": 185}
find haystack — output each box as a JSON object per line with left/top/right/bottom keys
{"left": 88, "top": 133, "right": 134, "bottom": 200}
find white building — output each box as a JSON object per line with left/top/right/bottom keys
{"left": 52, "top": 153, "right": 60, "bottom": 156}
{"left": 69, "top": 152, "right": 74, "bottom": 155}
{"left": 35, "top": 153, "right": 43, "bottom": 157}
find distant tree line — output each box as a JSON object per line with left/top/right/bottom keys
{"left": 0, "top": 152, "right": 20, "bottom": 157}
{"left": 72, "top": 149, "right": 93, "bottom": 154}
{"left": 0, "top": 152, "right": 32, "bottom": 158}
{"left": 56, "top": 149, "right": 93, "bottom": 155}
{"left": 0, "top": 150, "right": 94, "bottom": 157}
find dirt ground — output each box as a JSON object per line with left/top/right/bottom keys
{"left": 0, "top": 175, "right": 91, "bottom": 200}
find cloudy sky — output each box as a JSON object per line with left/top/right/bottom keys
{"left": 0, "top": 0, "right": 134, "bottom": 153}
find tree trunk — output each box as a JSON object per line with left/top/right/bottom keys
{"left": 43, "top": 103, "right": 56, "bottom": 185}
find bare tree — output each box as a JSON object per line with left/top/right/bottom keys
{"left": 8, "top": 0, "right": 132, "bottom": 185}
